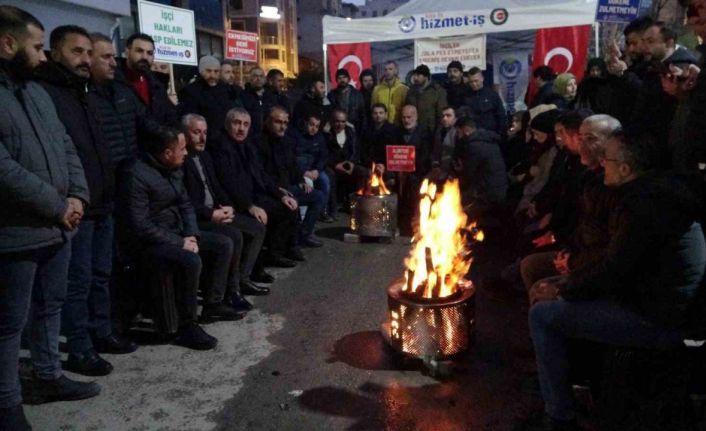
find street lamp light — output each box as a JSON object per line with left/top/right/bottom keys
{"left": 259, "top": 6, "right": 281, "bottom": 19}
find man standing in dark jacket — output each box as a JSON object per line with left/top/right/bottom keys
{"left": 117, "top": 127, "right": 238, "bottom": 350}
{"left": 210, "top": 108, "right": 301, "bottom": 267}
{"left": 265, "top": 68, "right": 291, "bottom": 113}
{"left": 36, "top": 25, "right": 135, "bottom": 378}
{"left": 262, "top": 107, "right": 325, "bottom": 247}
{"left": 530, "top": 66, "right": 556, "bottom": 108}
{"left": 241, "top": 66, "right": 277, "bottom": 142}
{"left": 444, "top": 60, "right": 469, "bottom": 110}
{"left": 327, "top": 68, "right": 366, "bottom": 133}
{"left": 117, "top": 33, "right": 178, "bottom": 128}
{"left": 181, "top": 114, "right": 269, "bottom": 304}
{"left": 405, "top": 64, "right": 447, "bottom": 134}
{"left": 362, "top": 103, "right": 400, "bottom": 167}
{"left": 466, "top": 67, "right": 507, "bottom": 140}
{"left": 178, "top": 55, "right": 242, "bottom": 133}
{"left": 0, "top": 7, "right": 96, "bottom": 429}
{"left": 524, "top": 132, "right": 706, "bottom": 431}
{"left": 293, "top": 78, "right": 330, "bottom": 130}
{"left": 454, "top": 117, "right": 508, "bottom": 209}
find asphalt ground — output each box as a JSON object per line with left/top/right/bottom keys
{"left": 25, "top": 219, "right": 538, "bottom": 431}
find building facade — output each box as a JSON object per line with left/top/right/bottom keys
{"left": 353, "top": 0, "right": 407, "bottom": 18}
{"left": 228, "top": 0, "right": 299, "bottom": 78}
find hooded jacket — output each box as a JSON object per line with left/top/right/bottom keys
{"left": 455, "top": 129, "right": 508, "bottom": 205}
{"left": 36, "top": 61, "right": 114, "bottom": 218}
{"left": 327, "top": 84, "right": 367, "bottom": 132}
{"left": 405, "top": 80, "right": 448, "bottom": 133}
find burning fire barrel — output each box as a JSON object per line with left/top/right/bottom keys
{"left": 387, "top": 279, "right": 475, "bottom": 358}
{"left": 350, "top": 164, "right": 398, "bottom": 237}
{"left": 383, "top": 179, "right": 483, "bottom": 361}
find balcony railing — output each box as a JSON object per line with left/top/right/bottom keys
{"left": 262, "top": 35, "right": 279, "bottom": 45}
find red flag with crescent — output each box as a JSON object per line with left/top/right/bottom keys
{"left": 327, "top": 43, "right": 372, "bottom": 90}
{"left": 527, "top": 25, "right": 591, "bottom": 104}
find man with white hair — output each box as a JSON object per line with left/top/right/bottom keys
{"left": 178, "top": 55, "right": 242, "bottom": 132}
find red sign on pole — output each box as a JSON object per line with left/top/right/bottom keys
{"left": 386, "top": 145, "right": 416, "bottom": 172}
{"left": 225, "top": 30, "right": 258, "bottom": 62}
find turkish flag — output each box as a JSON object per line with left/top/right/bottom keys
{"left": 528, "top": 25, "right": 591, "bottom": 104}
{"left": 327, "top": 43, "right": 372, "bottom": 90}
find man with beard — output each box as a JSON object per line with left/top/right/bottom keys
{"left": 220, "top": 60, "right": 239, "bottom": 88}
{"left": 0, "top": 7, "right": 96, "bottom": 429}
{"left": 265, "top": 68, "right": 291, "bottom": 114}
{"left": 293, "top": 77, "right": 330, "bottom": 130}
{"left": 431, "top": 106, "right": 458, "bottom": 174}
{"left": 359, "top": 68, "right": 376, "bottom": 121}
{"left": 372, "top": 61, "right": 408, "bottom": 125}
{"left": 325, "top": 109, "right": 364, "bottom": 215}
{"left": 178, "top": 55, "right": 242, "bottom": 132}
{"left": 210, "top": 108, "right": 302, "bottom": 267}
{"left": 241, "top": 66, "right": 277, "bottom": 141}
{"left": 181, "top": 113, "right": 269, "bottom": 303}
{"left": 35, "top": 25, "right": 131, "bottom": 378}
{"left": 405, "top": 64, "right": 447, "bottom": 134}
{"left": 444, "top": 60, "right": 469, "bottom": 110}
{"left": 117, "top": 32, "right": 178, "bottom": 127}
{"left": 362, "top": 103, "right": 400, "bottom": 168}
{"left": 327, "top": 68, "right": 366, "bottom": 132}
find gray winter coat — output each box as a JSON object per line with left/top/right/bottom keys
{"left": 0, "top": 69, "right": 89, "bottom": 253}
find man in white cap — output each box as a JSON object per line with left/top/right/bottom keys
{"left": 178, "top": 55, "right": 242, "bottom": 131}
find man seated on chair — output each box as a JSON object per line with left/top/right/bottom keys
{"left": 181, "top": 114, "right": 270, "bottom": 309}
{"left": 521, "top": 131, "right": 706, "bottom": 431}
{"left": 117, "top": 127, "right": 245, "bottom": 350}
{"left": 209, "top": 108, "right": 302, "bottom": 267}
{"left": 260, "top": 106, "right": 326, "bottom": 248}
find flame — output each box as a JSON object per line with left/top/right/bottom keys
{"left": 356, "top": 163, "right": 390, "bottom": 196}
{"left": 402, "top": 179, "right": 483, "bottom": 299}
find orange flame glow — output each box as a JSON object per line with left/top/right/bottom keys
{"left": 356, "top": 163, "right": 390, "bottom": 196}
{"left": 402, "top": 179, "right": 483, "bottom": 299}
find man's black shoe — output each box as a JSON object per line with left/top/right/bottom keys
{"left": 229, "top": 290, "right": 254, "bottom": 311}
{"left": 250, "top": 271, "right": 275, "bottom": 284}
{"left": 0, "top": 405, "right": 31, "bottom": 430}
{"left": 286, "top": 247, "right": 306, "bottom": 261}
{"left": 64, "top": 349, "right": 113, "bottom": 377}
{"left": 240, "top": 280, "right": 270, "bottom": 296}
{"left": 93, "top": 333, "right": 138, "bottom": 354}
{"left": 319, "top": 213, "right": 335, "bottom": 223}
{"left": 174, "top": 323, "right": 217, "bottom": 350}
{"left": 300, "top": 234, "right": 324, "bottom": 248}
{"left": 200, "top": 302, "right": 246, "bottom": 323}
{"left": 21, "top": 374, "right": 101, "bottom": 405}
{"left": 265, "top": 255, "right": 297, "bottom": 268}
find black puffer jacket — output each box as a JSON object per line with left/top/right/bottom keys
{"left": 36, "top": 61, "right": 114, "bottom": 218}
{"left": 178, "top": 77, "right": 242, "bottom": 131}
{"left": 116, "top": 153, "right": 199, "bottom": 254}
{"left": 240, "top": 84, "right": 280, "bottom": 140}
{"left": 92, "top": 79, "right": 143, "bottom": 166}
{"left": 259, "top": 130, "right": 304, "bottom": 189}
{"left": 464, "top": 86, "right": 507, "bottom": 140}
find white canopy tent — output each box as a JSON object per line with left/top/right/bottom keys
{"left": 322, "top": 0, "right": 599, "bottom": 87}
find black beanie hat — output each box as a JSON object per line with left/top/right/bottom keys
{"left": 335, "top": 68, "right": 350, "bottom": 79}
{"left": 530, "top": 110, "right": 560, "bottom": 134}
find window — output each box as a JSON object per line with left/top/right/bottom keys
{"left": 229, "top": 0, "right": 243, "bottom": 10}
{"left": 231, "top": 20, "right": 245, "bottom": 31}
{"left": 372, "top": 10, "right": 378, "bottom": 17}
{"left": 383, "top": 9, "right": 388, "bottom": 15}
{"left": 361, "top": 11, "right": 366, "bottom": 17}
{"left": 264, "top": 49, "right": 279, "bottom": 60}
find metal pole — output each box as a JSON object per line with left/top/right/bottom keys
{"left": 323, "top": 43, "right": 329, "bottom": 93}
{"left": 594, "top": 22, "right": 600, "bottom": 58}
{"left": 239, "top": 60, "right": 244, "bottom": 87}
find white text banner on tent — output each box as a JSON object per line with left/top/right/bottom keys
{"left": 138, "top": 0, "right": 197, "bottom": 66}
{"left": 322, "top": 0, "right": 598, "bottom": 45}
{"left": 414, "top": 35, "right": 486, "bottom": 73}
{"left": 492, "top": 50, "right": 531, "bottom": 114}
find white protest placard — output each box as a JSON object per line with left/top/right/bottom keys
{"left": 138, "top": 0, "right": 197, "bottom": 66}
{"left": 414, "top": 35, "right": 486, "bottom": 74}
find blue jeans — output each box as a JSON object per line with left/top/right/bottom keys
{"left": 289, "top": 185, "right": 325, "bottom": 237}
{"left": 63, "top": 216, "right": 114, "bottom": 354}
{"left": 0, "top": 241, "right": 71, "bottom": 408}
{"left": 314, "top": 171, "right": 331, "bottom": 203}
{"left": 529, "top": 299, "right": 684, "bottom": 421}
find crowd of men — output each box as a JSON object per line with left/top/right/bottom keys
{"left": 2, "top": 2, "right": 706, "bottom": 429}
